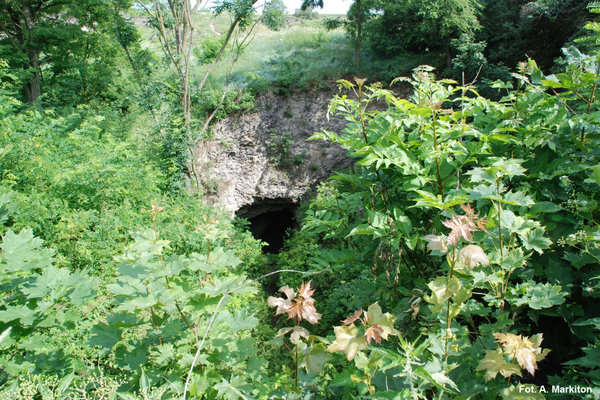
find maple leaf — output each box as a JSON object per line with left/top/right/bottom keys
{"left": 364, "top": 324, "right": 384, "bottom": 344}
{"left": 515, "top": 347, "right": 537, "bottom": 375}
{"left": 460, "top": 203, "right": 476, "bottom": 217}
{"left": 493, "top": 332, "right": 549, "bottom": 376}
{"left": 460, "top": 203, "right": 488, "bottom": 231}
{"left": 327, "top": 324, "right": 367, "bottom": 361}
{"left": 342, "top": 309, "right": 363, "bottom": 325}
{"left": 364, "top": 302, "right": 398, "bottom": 340}
{"left": 477, "top": 349, "right": 522, "bottom": 381}
{"left": 267, "top": 281, "right": 321, "bottom": 324}
{"left": 297, "top": 281, "right": 315, "bottom": 299}
{"left": 494, "top": 332, "right": 522, "bottom": 351}
{"left": 267, "top": 285, "right": 295, "bottom": 315}
{"left": 424, "top": 235, "right": 449, "bottom": 254}
{"left": 530, "top": 333, "right": 551, "bottom": 362}
{"left": 443, "top": 215, "right": 478, "bottom": 245}
{"left": 290, "top": 326, "right": 310, "bottom": 344}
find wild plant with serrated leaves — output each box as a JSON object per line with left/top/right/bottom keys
{"left": 0, "top": 186, "right": 99, "bottom": 382}
{"left": 88, "top": 204, "right": 265, "bottom": 398}
{"left": 301, "top": 61, "right": 600, "bottom": 397}
{"left": 267, "top": 281, "right": 330, "bottom": 394}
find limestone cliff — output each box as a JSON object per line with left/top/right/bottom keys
{"left": 190, "top": 89, "right": 352, "bottom": 217}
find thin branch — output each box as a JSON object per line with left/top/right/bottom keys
{"left": 551, "top": 89, "right": 578, "bottom": 115}
{"left": 142, "top": 0, "right": 178, "bottom": 68}
{"left": 191, "top": 0, "right": 204, "bottom": 13}
{"left": 197, "top": 89, "right": 228, "bottom": 141}
{"left": 197, "top": 0, "right": 259, "bottom": 93}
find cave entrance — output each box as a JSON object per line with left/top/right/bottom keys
{"left": 237, "top": 199, "right": 299, "bottom": 253}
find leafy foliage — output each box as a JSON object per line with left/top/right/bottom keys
{"left": 262, "top": 0, "right": 287, "bottom": 31}
{"left": 275, "top": 52, "right": 600, "bottom": 396}
{"left": 1, "top": 2, "right": 600, "bottom": 398}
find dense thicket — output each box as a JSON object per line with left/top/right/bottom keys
{"left": 1, "top": 0, "right": 599, "bottom": 399}
{"left": 326, "top": 0, "right": 592, "bottom": 83}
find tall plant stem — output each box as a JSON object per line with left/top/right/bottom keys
{"left": 432, "top": 111, "right": 444, "bottom": 201}
{"left": 443, "top": 245, "right": 457, "bottom": 365}
{"left": 295, "top": 341, "right": 299, "bottom": 390}
{"left": 581, "top": 63, "right": 600, "bottom": 142}
{"left": 152, "top": 213, "right": 193, "bottom": 332}
{"left": 356, "top": 83, "right": 390, "bottom": 204}
{"left": 496, "top": 180, "right": 503, "bottom": 258}
{"left": 439, "top": 244, "right": 458, "bottom": 400}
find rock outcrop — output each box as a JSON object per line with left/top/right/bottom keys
{"left": 191, "top": 89, "right": 353, "bottom": 216}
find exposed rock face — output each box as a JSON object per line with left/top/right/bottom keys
{"left": 191, "top": 89, "right": 353, "bottom": 216}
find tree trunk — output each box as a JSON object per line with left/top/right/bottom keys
{"left": 21, "top": 1, "right": 41, "bottom": 103}
{"left": 24, "top": 46, "right": 41, "bottom": 103}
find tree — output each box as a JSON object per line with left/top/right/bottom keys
{"left": 0, "top": 0, "right": 66, "bottom": 102}
{"left": 0, "top": 0, "right": 129, "bottom": 104}
{"left": 414, "top": 0, "right": 482, "bottom": 69}
{"left": 305, "top": 0, "right": 373, "bottom": 66}
{"left": 262, "top": 0, "right": 287, "bottom": 31}
{"left": 137, "top": 0, "right": 258, "bottom": 132}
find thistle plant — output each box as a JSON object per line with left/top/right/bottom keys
{"left": 268, "top": 281, "right": 322, "bottom": 390}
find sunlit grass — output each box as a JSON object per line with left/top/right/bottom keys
{"left": 192, "top": 19, "right": 354, "bottom": 92}
{"left": 135, "top": 10, "right": 354, "bottom": 92}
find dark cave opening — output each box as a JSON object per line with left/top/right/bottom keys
{"left": 237, "top": 200, "right": 299, "bottom": 254}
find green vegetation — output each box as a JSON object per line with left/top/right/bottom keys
{"left": 1, "top": 0, "right": 600, "bottom": 399}
{"left": 261, "top": 0, "right": 287, "bottom": 31}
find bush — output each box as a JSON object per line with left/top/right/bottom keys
{"left": 262, "top": 0, "right": 287, "bottom": 31}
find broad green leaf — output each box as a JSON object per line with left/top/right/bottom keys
{"left": 520, "top": 227, "right": 552, "bottom": 254}
{"left": 347, "top": 224, "right": 375, "bottom": 237}
{"left": 393, "top": 208, "right": 412, "bottom": 235}
{"left": 429, "top": 372, "right": 459, "bottom": 392}
{"left": 508, "top": 281, "right": 566, "bottom": 310}
{"left": 56, "top": 373, "right": 75, "bottom": 395}
{"left": 467, "top": 167, "right": 497, "bottom": 183}
{"left": 207, "top": 247, "right": 242, "bottom": 269}
{"left": 214, "top": 377, "right": 251, "bottom": 400}
{"left": 588, "top": 164, "right": 600, "bottom": 186}
{"left": 128, "top": 229, "right": 170, "bottom": 256}
{"left": 66, "top": 270, "right": 98, "bottom": 305}
{"left": 573, "top": 318, "right": 600, "bottom": 330}
{"left": 115, "top": 344, "right": 148, "bottom": 371}
{"left": 139, "top": 368, "right": 150, "bottom": 395}
{"left": 0, "top": 188, "right": 15, "bottom": 226}
{"left": 189, "top": 374, "right": 210, "bottom": 397}
{"left": 0, "top": 327, "right": 12, "bottom": 347}
{"left": 302, "top": 343, "right": 330, "bottom": 374}
{"left": 226, "top": 309, "right": 259, "bottom": 333}
{"left": 1, "top": 229, "right": 54, "bottom": 274}
{"left": 21, "top": 266, "right": 70, "bottom": 299}
{"left": 89, "top": 323, "right": 122, "bottom": 350}
{"left": 0, "top": 305, "right": 35, "bottom": 325}
{"left": 152, "top": 343, "right": 176, "bottom": 366}
{"left": 564, "top": 343, "right": 600, "bottom": 369}
{"left": 530, "top": 202, "right": 562, "bottom": 214}
{"left": 502, "top": 191, "right": 535, "bottom": 206}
